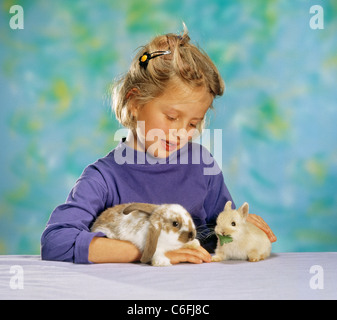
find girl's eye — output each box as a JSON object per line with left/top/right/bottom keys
{"left": 166, "top": 115, "right": 177, "bottom": 121}
{"left": 231, "top": 221, "right": 236, "bottom": 227}
{"left": 189, "top": 123, "right": 197, "bottom": 128}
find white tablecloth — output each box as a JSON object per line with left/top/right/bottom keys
{"left": 0, "top": 253, "right": 336, "bottom": 300}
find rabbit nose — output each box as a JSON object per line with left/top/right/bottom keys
{"left": 188, "top": 231, "right": 194, "bottom": 240}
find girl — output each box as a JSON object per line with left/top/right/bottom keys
{"left": 41, "top": 26, "right": 276, "bottom": 264}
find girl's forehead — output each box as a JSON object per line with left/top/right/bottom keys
{"left": 157, "top": 83, "right": 214, "bottom": 108}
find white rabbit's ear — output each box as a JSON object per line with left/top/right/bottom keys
{"left": 238, "top": 202, "right": 249, "bottom": 219}
{"left": 224, "top": 201, "right": 233, "bottom": 211}
{"left": 140, "top": 223, "right": 161, "bottom": 264}
{"left": 122, "top": 203, "right": 158, "bottom": 215}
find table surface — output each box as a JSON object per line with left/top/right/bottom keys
{"left": 0, "top": 252, "right": 336, "bottom": 300}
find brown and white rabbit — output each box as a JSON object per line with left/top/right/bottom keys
{"left": 212, "top": 201, "right": 271, "bottom": 262}
{"left": 91, "top": 202, "right": 200, "bottom": 266}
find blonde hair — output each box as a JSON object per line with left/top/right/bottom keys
{"left": 111, "top": 24, "right": 225, "bottom": 130}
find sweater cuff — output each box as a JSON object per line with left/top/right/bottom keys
{"left": 74, "top": 230, "right": 106, "bottom": 264}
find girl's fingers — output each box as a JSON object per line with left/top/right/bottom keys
{"left": 165, "top": 247, "right": 211, "bottom": 264}
{"left": 247, "top": 214, "right": 277, "bottom": 243}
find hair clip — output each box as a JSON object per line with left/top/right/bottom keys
{"left": 139, "top": 50, "right": 171, "bottom": 69}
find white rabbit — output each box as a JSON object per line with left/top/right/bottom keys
{"left": 212, "top": 201, "right": 271, "bottom": 262}
{"left": 91, "top": 202, "right": 200, "bottom": 266}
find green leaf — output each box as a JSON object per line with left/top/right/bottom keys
{"left": 218, "top": 234, "right": 233, "bottom": 246}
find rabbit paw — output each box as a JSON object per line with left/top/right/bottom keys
{"left": 248, "top": 251, "right": 263, "bottom": 262}
{"left": 211, "top": 255, "right": 223, "bottom": 262}
{"left": 248, "top": 257, "right": 260, "bottom": 262}
{"left": 182, "top": 239, "right": 200, "bottom": 249}
{"left": 151, "top": 255, "right": 172, "bottom": 267}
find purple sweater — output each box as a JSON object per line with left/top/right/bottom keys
{"left": 41, "top": 139, "right": 234, "bottom": 263}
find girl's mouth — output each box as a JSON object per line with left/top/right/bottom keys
{"left": 160, "top": 139, "right": 178, "bottom": 152}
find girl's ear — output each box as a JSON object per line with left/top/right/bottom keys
{"left": 126, "top": 88, "right": 140, "bottom": 118}
{"left": 140, "top": 223, "right": 161, "bottom": 264}
{"left": 125, "top": 88, "right": 140, "bottom": 100}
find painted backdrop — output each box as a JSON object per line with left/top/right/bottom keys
{"left": 0, "top": 0, "right": 336, "bottom": 254}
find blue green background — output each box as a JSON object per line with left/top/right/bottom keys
{"left": 0, "top": 0, "right": 336, "bottom": 255}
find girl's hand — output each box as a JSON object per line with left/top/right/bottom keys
{"left": 165, "top": 245, "right": 212, "bottom": 265}
{"left": 247, "top": 214, "right": 277, "bottom": 243}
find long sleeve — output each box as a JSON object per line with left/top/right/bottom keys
{"left": 41, "top": 169, "right": 108, "bottom": 264}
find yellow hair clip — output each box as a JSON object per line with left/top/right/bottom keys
{"left": 139, "top": 50, "right": 171, "bottom": 69}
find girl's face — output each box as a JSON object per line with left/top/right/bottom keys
{"left": 129, "top": 83, "right": 213, "bottom": 158}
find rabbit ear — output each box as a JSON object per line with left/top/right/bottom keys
{"left": 122, "top": 203, "right": 158, "bottom": 215}
{"left": 238, "top": 202, "right": 249, "bottom": 219}
{"left": 140, "top": 223, "right": 161, "bottom": 264}
{"left": 224, "top": 200, "right": 233, "bottom": 211}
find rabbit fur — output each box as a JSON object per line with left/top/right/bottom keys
{"left": 212, "top": 201, "right": 271, "bottom": 262}
{"left": 91, "top": 202, "right": 200, "bottom": 266}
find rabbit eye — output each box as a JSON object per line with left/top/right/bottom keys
{"left": 172, "top": 221, "right": 179, "bottom": 228}
{"left": 231, "top": 221, "right": 236, "bottom": 226}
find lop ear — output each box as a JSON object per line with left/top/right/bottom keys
{"left": 224, "top": 201, "right": 233, "bottom": 211}
{"left": 122, "top": 203, "right": 158, "bottom": 215}
{"left": 238, "top": 202, "right": 249, "bottom": 219}
{"left": 140, "top": 223, "right": 161, "bottom": 264}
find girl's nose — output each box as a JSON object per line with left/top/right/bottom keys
{"left": 177, "top": 128, "right": 188, "bottom": 140}
{"left": 170, "top": 120, "right": 195, "bottom": 141}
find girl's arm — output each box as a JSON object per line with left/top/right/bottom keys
{"left": 88, "top": 237, "right": 142, "bottom": 263}
{"left": 89, "top": 237, "right": 211, "bottom": 264}
{"left": 41, "top": 167, "right": 110, "bottom": 264}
